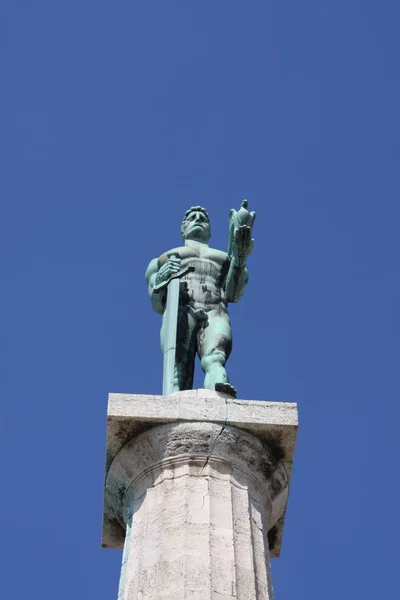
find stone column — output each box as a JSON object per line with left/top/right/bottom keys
{"left": 105, "top": 421, "right": 289, "bottom": 600}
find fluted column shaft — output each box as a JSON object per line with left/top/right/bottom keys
{"left": 105, "top": 422, "right": 289, "bottom": 600}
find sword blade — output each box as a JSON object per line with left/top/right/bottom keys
{"left": 162, "top": 277, "right": 180, "bottom": 396}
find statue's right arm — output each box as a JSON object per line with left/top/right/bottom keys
{"left": 145, "top": 258, "right": 165, "bottom": 315}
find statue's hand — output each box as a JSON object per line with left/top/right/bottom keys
{"left": 232, "top": 225, "right": 254, "bottom": 267}
{"left": 155, "top": 255, "right": 182, "bottom": 287}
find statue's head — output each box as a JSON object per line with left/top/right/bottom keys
{"left": 181, "top": 206, "right": 211, "bottom": 242}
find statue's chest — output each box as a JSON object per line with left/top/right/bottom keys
{"left": 159, "top": 248, "right": 228, "bottom": 286}
{"left": 159, "top": 247, "right": 222, "bottom": 265}
{"left": 185, "top": 253, "right": 228, "bottom": 287}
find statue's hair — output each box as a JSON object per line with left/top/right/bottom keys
{"left": 181, "top": 206, "right": 210, "bottom": 239}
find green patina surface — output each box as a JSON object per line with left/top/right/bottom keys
{"left": 145, "top": 201, "right": 256, "bottom": 398}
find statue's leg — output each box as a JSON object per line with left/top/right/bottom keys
{"left": 198, "top": 310, "right": 233, "bottom": 391}
{"left": 161, "top": 306, "right": 197, "bottom": 391}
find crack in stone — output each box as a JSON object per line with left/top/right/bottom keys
{"left": 189, "top": 480, "right": 210, "bottom": 518}
{"left": 198, "top": 397, "right": 228, "bottom": 477}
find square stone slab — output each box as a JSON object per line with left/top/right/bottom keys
{"left": 102, "top": 389, "right": 298, "bottom": 557}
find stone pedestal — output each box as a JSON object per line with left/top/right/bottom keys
{"left": 102, "top": 391, "right": 298, "bottom": 600}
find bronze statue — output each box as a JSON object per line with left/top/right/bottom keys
{"left": 145, "top": 201, "right": 256, "bottom": 397}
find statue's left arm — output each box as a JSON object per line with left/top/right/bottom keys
{"left": 225, "top": 259, "right": 249, "bottom": 303}
{"left": 225, "top": 225, "right": 253, "bottom": 303}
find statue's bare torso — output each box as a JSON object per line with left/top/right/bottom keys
{"left": 158, "top": 244, "right": 230, "bottom": 311}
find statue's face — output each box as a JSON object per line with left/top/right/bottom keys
{"left": 183, "top": 210, "right": 211, "bottom": 241}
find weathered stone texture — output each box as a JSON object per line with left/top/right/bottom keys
{"left": 105, "top": 420, "right": 294, "bottom": 599}
{"left": 102, "top": 391, "right": 298, "bottom": 599}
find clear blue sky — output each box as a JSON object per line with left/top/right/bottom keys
{"left": 1, "top": 1, "right": 399, "bottom": 598}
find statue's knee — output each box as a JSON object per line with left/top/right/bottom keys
{"left": 201, "top": 350, "right": 226, "bottom": 372}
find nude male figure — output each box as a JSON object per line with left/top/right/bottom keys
{"left": 145, "top": 205, "right": 255, "bottom": 397}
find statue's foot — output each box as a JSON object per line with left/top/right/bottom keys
{"left": 215, "top": 382, "right": 237, "bottom": 398}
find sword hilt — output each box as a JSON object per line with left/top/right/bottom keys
{"left": 153, "top": 264, "right": 195, "bottom": 294}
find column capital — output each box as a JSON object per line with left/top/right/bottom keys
{"left": 102, "top": 390, "right": 298, "bottom": 558}
{"left": 106, "top": 421, "right": 287, "bottom": 526}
